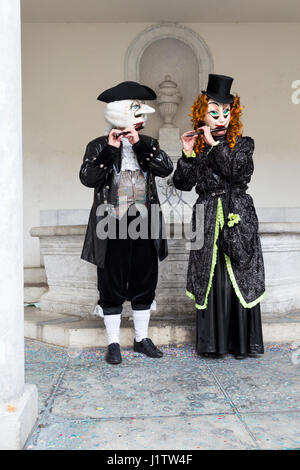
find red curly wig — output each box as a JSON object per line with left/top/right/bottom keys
{"left": 190, "top": 93, "right": 244, "bottom": 154}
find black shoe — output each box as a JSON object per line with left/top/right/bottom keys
{"left": 134, "top": 338, "right": 163, "bottom": 358}
{"left": 201, "top": 352, "right": 224, "bottom": 359}
{"left": 234, "top": 354, "right": 247, "bottom": 360}
{"left": 248, "top": 353, "right": 262, "bottom": 358}
{"left": 105, "top": 343, "right": 122, "bottom": 364}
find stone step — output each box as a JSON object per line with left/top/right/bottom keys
{"left": 24, "top": 267, "right": 47, "bottom": 284}
{"left": 24, "top": 307, "right": 300, "bottom": 349}
{"left": 24, "top": 284, "right": 48, "bottom": 303}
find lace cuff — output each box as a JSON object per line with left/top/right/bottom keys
{"left": 183, "top": 149, "right": 196, "bottom": 158}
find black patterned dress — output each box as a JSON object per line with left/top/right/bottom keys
{"left": 173, "top": 136, "right": 265, "bottom": 355}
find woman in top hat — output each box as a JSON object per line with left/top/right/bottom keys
{"left": 80, "top": 81, "right": 173, "bottom": 364}
{"left": 173, "top": 74, "right": 265, "bottom": 359}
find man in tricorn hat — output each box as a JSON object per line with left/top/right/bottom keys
{"left": 79, "top": 81, "right": 173, "bottom": 364}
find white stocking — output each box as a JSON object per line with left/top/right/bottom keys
{"left": 132, "top": 309, "right": 151, "bottom": 342}
{"left": 104, "top": 314, "right": 121, "bottom": 345}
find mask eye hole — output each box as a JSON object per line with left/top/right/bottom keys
{"left": 131, "top": 100, "right": 141, "bottom": 112}
{"left": 131, "top": 101, "right": 144, "bottom": 117}
{"left": 209, "top": 111, "right": 219, "bottom": 119}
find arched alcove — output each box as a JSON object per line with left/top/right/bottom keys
{"left": 125, "top": 23, "right": 213, "bottom": 137}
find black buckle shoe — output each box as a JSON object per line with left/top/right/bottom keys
{"left": 105, "top": 343, "right": 122, "bottom": 364}
{"left": 234, "top": 354, "right": 247, "bottom": 360}
{"left": 134, "top": 338, "right": 163, "bottom": 358}
{"left": 201, "top": 352, "right": 224, "bottom": 359}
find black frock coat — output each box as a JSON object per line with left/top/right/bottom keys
{"left": 79, "top": 134, "right": 173, "bottom": 268}
{"left": 173, "top": 135, "right": 266, "bottom": 309}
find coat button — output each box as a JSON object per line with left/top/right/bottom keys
{"left": 104, "top": 166, "right": 107, "bottom": 170}
{"left": 104, "top": 200, "right": 108, "bottom": 204}
{"left": 146, "top": 158, "right": 150, "bottom": 161}
{"left": 100, "top": 164, "right": 104, "bottom": 168}
{"left": 153, "top": 147, "right": 156, "bottom": 151}
{"left": 212, "top": 192, "right": 215, "bottom": 196}
{"left": 106, "top": 185, "right": 110, "bottom": 189}
{"left": 150, "top": 153, "right": 153, "bottom": 157}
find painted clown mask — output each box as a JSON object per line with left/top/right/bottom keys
{"left": 204, "top": 99, "right": 231, "bottom": 137}
{"left": 104, "top": 99, "right": 155, "bottom": 130}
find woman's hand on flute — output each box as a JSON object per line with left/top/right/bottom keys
{"left": 181, "top": 130, "right": 197, "bottom": 155}
{"left": 199, "top": 125, "right": 216, "bottom": 147}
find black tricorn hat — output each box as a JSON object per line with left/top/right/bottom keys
{"left": 97, "top": 81, "right": 157, "bottom": 103}
{"left": 202, "top": 74, "right": 234, "bottom": 104}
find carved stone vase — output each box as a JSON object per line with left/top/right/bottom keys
{"left": 157, "top": 75, "right": 182, "bottom": 128}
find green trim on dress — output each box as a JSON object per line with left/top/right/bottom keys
{"left": 186, "top": 197, "right": 266, "bottom": 310}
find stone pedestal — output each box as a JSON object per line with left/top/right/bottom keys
{"left": 159, "top": 127, "right": 182, "bottom": 160}
{"left": 30, "top": 225, "right": 194, "bottom": 320}
{"left": 30, "top": 222, "right": 300, "bottom": 322}
{"left": 30, "top": 226, "right": 98, "bottom": 317}
{"left": 0, "top": 0, "right": 38, "bottom": 449}
{"left": 157, "top": 127, "right": 198, "bottom": 217}
{"left": 260, "top": 223, "right": 300, "bottom": 315}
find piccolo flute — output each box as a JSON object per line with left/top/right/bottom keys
{"left": 185, "top": 127, "right": 227, "bottom": 137}
{"left": 114, "top": 123, "right": 144, "bottom": 139}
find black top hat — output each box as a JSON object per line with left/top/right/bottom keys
{"left": 97, "top": 81, "right": 157, "bottom": 103}
{"left": 202, "top": 74, "right": 234, "bottom": 104}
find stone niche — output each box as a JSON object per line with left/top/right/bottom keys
{"left": 125, "top": 22, "right": 214, "bottom": 221}
{"left": 125, "top": 23, "right": 213, "bottom": 154}
{"left": 139, "top": 38, "right": 198, "bottom": 140}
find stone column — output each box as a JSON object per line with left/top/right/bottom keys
{"left": 0, "top": 0, "right": 38, "bottom": 450}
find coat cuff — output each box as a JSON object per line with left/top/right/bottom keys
{"left": 97, "top": 143, "right": 120, "bottom": 166}
{"left": 132, "top": 138, "right": 158, "bottom": 159}
{"left": 183, "top": 149, "right": 196, "bottom": 158}
{"left": 181, "top": 150, "right": 197, "bottom": 163}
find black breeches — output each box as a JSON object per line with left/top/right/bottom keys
{"left": 97, "top": 216, "right": 158, "bottom": 316}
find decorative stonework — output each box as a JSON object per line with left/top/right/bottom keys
{"left": 30, "top": 222, "right": 300, "bottom": 319}
{"left": 156, "top": 75, "right": 182, "bottom": 128}
{"left": 124, "top": 23, "right": 213, "bottom": 90}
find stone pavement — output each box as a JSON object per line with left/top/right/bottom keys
{"left": 24, "top": 340, "right": 300, "bottom": 450}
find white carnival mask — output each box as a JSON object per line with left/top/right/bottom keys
{"left": 104, "top": 99, "right": 155, "bottom": 130}
{"left": 204, "top": 99, "right": 231, "bottom": 135}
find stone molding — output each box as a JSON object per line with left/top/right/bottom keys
{"left": 31, "top": 222, "right": 300, "bottom": 317}
{"left": 31, "top": 221, "right": 300, "bottom": 238}
{"left": 124, "top": 23, "right": 214, "bottom": 90}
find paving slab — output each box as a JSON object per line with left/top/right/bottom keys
{"left": 25, "top": 363, "right": 63, "bottom": 412}
{"left": 240, "top": 411, "right": 300, "bottom": 450}
{"left": 25, "top": 339, "right": 68, "bottom": 365}
{"left": 24, "top": 340, "right": 300, "bottom": 450}
{"left": 50, "top": 348, "right": 232, "bottom": 419}
{"left": 26, "top": 414, "right": 257, "bottom": 450}
{"left": 207, "top": 346, "right": 300, "bottom": 413}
